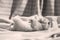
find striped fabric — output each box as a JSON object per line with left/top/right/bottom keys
{"left": 11, "top": 0, "right": 43, "bottom": 18}
{"left": 42, "top": 0, "right": 55, "bottom": 16}
{"left": 55, "top": 0, "right": 60, "bottom": 16}
{"left": 0, "top": 0, "right": 60, "bottom": 19}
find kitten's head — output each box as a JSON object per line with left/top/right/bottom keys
{"left": 39, "top": 17, "right": 51, "bottom": 30}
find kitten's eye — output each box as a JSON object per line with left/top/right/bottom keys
{"left": 50, "top": 34, "right": 55, "bottom": 38}
{"left": 38, "top": 20, "right": 44, "bottom": 23}
{"left": 29, "top": 20, "right": 33, "bottom": 23}
{"left": 30, "top": 20, "right": 33, "bottom": 22}
{"left": 48, "top": 22, "right": 50, "bottom": 24}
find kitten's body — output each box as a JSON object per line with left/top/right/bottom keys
{"left": 12, "top": 15, "right": 50, "bottom": 31}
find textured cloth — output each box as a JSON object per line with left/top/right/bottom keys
{"left": 0, "top": 0, "right": 60, "bottom": 19}
{"left": 0, "top": 0, "right": 60, "bottom": 18}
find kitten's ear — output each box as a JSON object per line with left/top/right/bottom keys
{"left": 38, "top": 17, "right": 45, "bottom": 23}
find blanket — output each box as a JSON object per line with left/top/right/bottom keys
{"left": 0, "top": 28, "right": 60, "bottom": 40}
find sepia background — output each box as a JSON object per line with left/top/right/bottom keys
{"left": 0, "top": 0, "right": 60, "bottom": 40}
